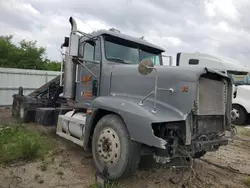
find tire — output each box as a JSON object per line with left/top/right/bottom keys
{"left": 231, "top": 104, "right": 247, "bottom": 125}
{"left": 18, "top": 102, "right": 30, "bottom": 123}
{"left": 12, "top": 97, "right": 19, "bottom": 118}
{"left": 92, "top": 114, "right": 141, "bottom": 180}
{"left": 194, "top": 151, "right": 206, "bottom": 158}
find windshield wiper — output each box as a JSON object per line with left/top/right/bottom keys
{"left": 108, "top": 57, "right": 131, "bottom": 64}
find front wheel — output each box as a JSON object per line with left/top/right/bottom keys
{"left": 92, "top": 114, "right": 141, "bottom": 180}
{"left": 231, "top": 104, "right": 247, "bottom": 125}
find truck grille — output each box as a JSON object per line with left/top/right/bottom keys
{"left": 193, "top": 77, "right": 227, "bottom": 136}
{"left": 194, "top": 77, "right": 227, "bottom": 115}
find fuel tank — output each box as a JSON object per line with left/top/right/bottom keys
{"left": 62, "top": 111, "right": 86, "bottom": 139}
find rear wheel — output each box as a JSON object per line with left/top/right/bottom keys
{"left": 15, "top": 101, "right": 30, "bottom": 123}
{"left": 12, "top": 96, "right": 19, "bottom": 118}
{"left": 231, "top": 104, "right": 247, "bottom": 125}
{"left": 92, "top": 114, "right": 141, "bottom": 180}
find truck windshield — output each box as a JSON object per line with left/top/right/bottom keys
{"left": 228, "top": 72, "right": 250, "bottom": 85}
{"left": 104, "top": 40, "right": 161, "bottom": 65}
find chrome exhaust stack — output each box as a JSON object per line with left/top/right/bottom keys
{"left": 62, "top": 17, "right": 80, "bottom": 104}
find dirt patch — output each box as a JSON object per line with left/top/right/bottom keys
{"left": 0, "top": 107, "right": 17, "bottom": 125}
{"left": 0, "top": 109, "right": 250, "bottom": 188}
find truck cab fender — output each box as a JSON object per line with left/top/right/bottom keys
{"left": 232, "top": 100, "right": 250, "bottom": 114}
{"left": 232, "top": 87, "right": 250, "bottom": 113}
{"left": 83, "top": 96, "right": 188, "bottom": 150}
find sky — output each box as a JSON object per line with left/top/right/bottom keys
{"left": 1, "top": 0, "right": 250, "bottom": 66}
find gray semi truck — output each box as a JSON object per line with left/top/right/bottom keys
{"left": 12, "top": 17, "right": 235, "bottom": 180}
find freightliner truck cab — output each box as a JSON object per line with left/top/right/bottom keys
{"left": 12, "top": 17, "right": 235, "bottom": 180}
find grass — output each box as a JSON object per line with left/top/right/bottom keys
{"left": 242, "top": 129, "right": 250, "bottom": 137}
{"left": 0, "top": 125, "right": 51, "bottom": 164}
{"left": 244, "top": 177, "right": 250, "bottom": 187}
{"left": 234, "top": 126, "right": 250, "bottom": 138}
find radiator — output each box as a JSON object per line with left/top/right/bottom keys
{"left": 195, "top": 77, "right": 227, "bottom": 116}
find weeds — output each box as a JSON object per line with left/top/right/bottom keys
{"left": 0, "top": 125, "right": 51, "bottom": 164}
{"left": 245, "top": 177, "right": 250, "bottom": 187}
{"left": 242, "top": 130, "right": 250, "bottom": 137}
{"left": 56, "top": 170, "right": 64, "bottom": 176}
{"left": 39, "top": 161, "right": 48, "bottom": 172}
{"left": 235, "top": 126, "right": 250, "bottom": 137}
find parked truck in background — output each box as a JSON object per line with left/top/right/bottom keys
{"left": 172, "top": 52, "right": 250, "bottom": 125}
{"left": 12, "top": 17, "right": 235, "bottom": 180}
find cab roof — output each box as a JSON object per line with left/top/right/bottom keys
{"left": 90, "top": 29, "right": 165, "bottom": 53}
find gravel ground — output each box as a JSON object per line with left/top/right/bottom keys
{"left": 0, "top": 108, "right": 250, "bottom": 188}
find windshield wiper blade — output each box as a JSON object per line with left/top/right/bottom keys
{"left": 108, "top": 57, "right": 131, "bottom": 64}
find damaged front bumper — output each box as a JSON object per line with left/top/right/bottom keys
{"left": 193, "top": 127, "right": 236, "bottom": 152}
{"left": 193, "top": 137, "right": 229, "bottom": 152}
{"left": 152, "top": 128, "right": 236, "bottom": 165}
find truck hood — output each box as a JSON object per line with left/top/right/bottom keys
{"left": 108, "top": 64, "right": 231, "bottom": 122}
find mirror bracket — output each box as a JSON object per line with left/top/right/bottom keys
{"left": 138, "top": 59, "right": 174, "bottom": 113}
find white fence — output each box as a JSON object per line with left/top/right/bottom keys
{"left": 0, "top": 68, "right": 61, "bottom": 106}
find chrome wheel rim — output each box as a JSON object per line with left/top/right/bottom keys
{"left": 19, "top": 104, "right": 24, "bottom": 119}
{"left": 97, "top": 128, "right": 121, "bottom": 166}
{"left": 231, "top": 108, "right": 240, "bottom": 121}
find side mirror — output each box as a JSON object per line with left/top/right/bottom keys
{"left": 61, "top": 37, "right": 69, "bottom": 48}
{"left": 138, "top": 59, "right": 154, "bottom": 75}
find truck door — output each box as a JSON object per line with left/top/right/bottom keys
{"left": 75, "top": 38, "right": 101, "bottom": 108}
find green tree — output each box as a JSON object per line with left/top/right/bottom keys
{"left": 0, "top": 35, "right": 61, "bottom": 71}
{"left": 44, "top": 59, "right": 61, "bottom": 71}
{"left": 0, "top": 35, "right": 18, "bottom": 68}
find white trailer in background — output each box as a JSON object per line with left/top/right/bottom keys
{"left": 170, "top": 52, "right": 250, "bottom": 125}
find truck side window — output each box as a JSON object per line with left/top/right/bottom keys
{"left": 84, "top": 42, "right": 94, "bottom": 61}
{"left": 94, "top": 40, "right": 101, "bottom": 61}
{"left": 148, "top": 56, "right": 160, "bottom": 65}
{"left": 139, "top": 50, "right": 161, "bottom": 65}
{"left": 83, "top": 40, "right": 101, "bottom": 62}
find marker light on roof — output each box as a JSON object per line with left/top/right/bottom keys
{"left": 109, "top": 28, "right": 121, "bottom": 33}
